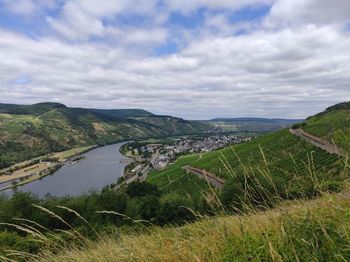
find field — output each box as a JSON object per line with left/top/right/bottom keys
{"left": 0, "top": 113, "right": 41, "bottom": 142}
{"left": 52, "top": 145, "right": 95, "bottom": 160}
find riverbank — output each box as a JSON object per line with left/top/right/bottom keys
{"left": 0, "top": 145, "right": 96, "bottom": 192}
{"left": 1, "top": 142, "right": 131, "bottom": 197}
{"left": 0, "top": 164, "right": 63, "bottom": 192}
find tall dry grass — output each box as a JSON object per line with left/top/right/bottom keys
{"left": 1, "top": 148, "right": 350, "bottom": 261}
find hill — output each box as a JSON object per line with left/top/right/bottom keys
{"left": 301, "top": 101, "right": 350, "bottom": 153}
{"left": 86, "top": 108, "right": 155, "bottom": 118}
{"left": 147, "top": 104, "right": 349, "bottom": 204}
{"left": 0, "top": 103, "right": 210, "bottom": 168}
{"left": 208, "top": 117, "right": 302, "bottom": 132}
{"left": 0, "top": 103, "right": 154, "bottom": 118}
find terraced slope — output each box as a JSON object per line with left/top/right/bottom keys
{"left": 303, "top": 102, "right": 350, "bottom": 153}
{"left": 148, "top": 129, "right": 344, "bottom": 200}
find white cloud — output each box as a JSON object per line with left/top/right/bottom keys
{"left": 1, "top": 0, "right": 350, "bottom": 119}
{"left": 1, "top": 0, "right": 57, "bottom": 15}
{"left": 266, "top": 0, "right": 350, "bottom": 27}
{"left": 46, "top": 0, "right": 164, "bottom": 43}
{"left": 1, "top": 21, "right": 350, "bottom": 119}
{"left": 164, "top": 0, "right": 275, "bottom": 14}
{"left": 124, "top": 28, "right": 168, "bottom": 45}
{"left": 47, "top": 1, "right": 105, "bottom": 41}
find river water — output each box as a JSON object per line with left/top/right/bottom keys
{"left": 3, "top": 142, "right": 130, "bottom": 198}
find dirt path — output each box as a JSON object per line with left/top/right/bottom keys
{"left": 289, "top": 128, "right": 342, "bottom": 156}
{"left": 182, "top": 165, "right": 225, "bottom": 188}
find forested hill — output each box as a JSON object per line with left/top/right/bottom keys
{"left": 0, "top": 102, "right": 154, "bottom": 118}
{"left": 0, "top": 103, "right": 211, "bottom": 168}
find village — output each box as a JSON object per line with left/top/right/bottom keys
{"left": 123, "top": 134, "right": 254, "bottom": 178}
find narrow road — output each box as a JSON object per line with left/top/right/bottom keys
{"left": 182, "top": 165, "right": 225, "bottom": 188}
{"left": 140, "top": 150, "right": 159, "bottom": 182}
{"left": 289, "top": 128, "right": 342, "bottom": 156}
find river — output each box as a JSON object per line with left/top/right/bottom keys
{"left": 3, "top": 142, "right": 130, "bottom": 198}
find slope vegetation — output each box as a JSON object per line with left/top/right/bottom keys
{"left": 0, "top": 103, "right": 210, "bottom": 168}
{"left": 303, "top": 102, "right": 350, "bottom": 153}
{"left": 148, "top": 129, "right": 344, "bottom": 202}
{"left": 34, "top": 192, "right": 350, "bottom": 262}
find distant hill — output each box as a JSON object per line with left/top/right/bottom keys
{"left": 0, "top": 103, "right": 210, "bottom": 168}
{"left": 0, "top": 103, "right": 154, "bottom": 118}
{"left": 207, "top": 117, "right": 302, "bottom": 132}
{"left": 0, "top": 102, "right": 67, "bottom": 116}
{"left": 86, "top": 108, "right": 155, "bottom": 118}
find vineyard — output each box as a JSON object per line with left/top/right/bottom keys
{"left": 148, "top": 129, "right": 345, "bottom": 199}
{"left": 304, "top": 109, "right": 350, "bottom": 153}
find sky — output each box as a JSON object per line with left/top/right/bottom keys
{"left": 0, "top": 0, "right": 350, "bottom": 120}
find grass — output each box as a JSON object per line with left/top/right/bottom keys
{"left": 52, "top": 146, "right": 96, "bottom": 160}
{"left": 148, "top": 129, "right": 343, "bottom": 199}
{"left": 304, "top": 109, "right": 350, "bottom": 153}
{"left": 17, "top": 190, "right": 350, "bottom": 262}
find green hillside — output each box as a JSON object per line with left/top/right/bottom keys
{"left": 148, "top": 128, "right": 344, "bottom": 208}
{"left": 87, "top": 108, "right": 155, "bottom": 118}
{"left": 302, "top": 102, "right": 350, "bottom": 153}
{"left": 148, "top": 102, "right": 350, "bottom": 205}
{"left": 133, "top": 116, "right": 210, "bottom": 134}
{"left": 0, "top": 103, "right": 210, "bottom": 168}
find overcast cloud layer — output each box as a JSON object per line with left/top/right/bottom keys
{"left": 0, "top": 0, "right": 349, "bottom": 119}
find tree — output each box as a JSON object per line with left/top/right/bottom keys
{"left": 158, "top": 194, "right": 195, "bottom": 225}
{"left": 125, "top": 182, "right": 161, "bottom": 198}
{"left": 139, "top": 196, "right": 161, "bottom": 222}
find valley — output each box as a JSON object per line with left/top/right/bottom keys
{"left": 0, "top": 102, "right": 211, "bottom": 169}
{"left": 1, "top": 101, "right": 349, "bottom": 261}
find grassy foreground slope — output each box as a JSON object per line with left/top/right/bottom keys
{"left": 36, "top": 192, "right": 350, "bottom": 262}
{"left": 0, "top": 103, "right": 210, "bottom": 168}
{"left": 148, "top": 129, "right": 344, "bottom": 201}
{"left": 303, "top": 102, "right": 350, "bottom": 153}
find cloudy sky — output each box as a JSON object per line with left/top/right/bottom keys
{"left": 0, "top": 0, "right": 349, "bottom": 119}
